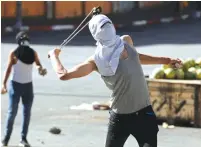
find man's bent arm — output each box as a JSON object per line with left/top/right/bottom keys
{"left": 121, "top": 35, "right": 172, "bottom": 65}
{"left": 50, "top": 56, "right": 97, "bottom": 81}
{"left": 34, "top": 51, "right": 43, "bottom": 69}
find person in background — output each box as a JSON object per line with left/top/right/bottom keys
{"left": 1, "top": 31, "right": 47, "bottom": 147}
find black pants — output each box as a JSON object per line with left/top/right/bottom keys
{"left": 105, "top": 106, "right": 159, "bottom": 147}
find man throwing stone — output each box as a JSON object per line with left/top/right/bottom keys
{"left": 48, "top": 14, "right": 181, "bottom": 147}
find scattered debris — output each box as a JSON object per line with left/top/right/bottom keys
{"left": 162, "top": 122, "right": 175, "bottom": 129}
{"left": 41, "top": 141, "right": 45, "bottom": 145}
{"left": 168, "top": 125, "right": 175, "bottom": 129}
{"left": 49, "top": 127, "right": 61, "bottom": 134}
{"left": 93, "top": 104, "right": 110, "bottom": 110}
{"left": 37, "top": 139, "right": 45, "bottom": 145}
{"left": 70, "top": 101, "right": 111, "bottom": 111}
{"left": 162, "top": 122, "right": 169, "bottom": 129}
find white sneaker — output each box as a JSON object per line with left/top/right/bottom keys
{"left": 18, "top": 139, "right": 31, "bottom": 147}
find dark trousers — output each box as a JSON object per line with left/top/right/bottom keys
{"left": 3, "top": 80, "right": 34, "bottom": 141}
{"left": 105, "top": 106, "right": 159, "bottom": 147}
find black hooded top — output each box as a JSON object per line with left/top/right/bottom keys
{"left": 14, "top": 45, "right": 35, "bottom": 65}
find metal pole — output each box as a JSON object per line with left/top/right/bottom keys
{"left": 47, "top": 1, "right": 53, "bottom": 19}
{"left": 15, "top": 1, "right": 22, "bottom": 31}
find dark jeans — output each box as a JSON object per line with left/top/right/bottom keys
{"left": 105, "top": 106, "right": 159, "bottom": 147}
{"left": 3, "top": 80, "right": 34, "bottom": 141}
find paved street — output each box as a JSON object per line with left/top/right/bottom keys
{"left": 1, "top": 19, "right": 201, "bottom": 147}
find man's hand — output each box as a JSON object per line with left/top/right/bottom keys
{"left": 1, "top": 84, "right": 7, "bottom": 94}
{"left": 34, "top": 51, "right": 47, "bottom": 76}
{"left": 48, "top": 48, "right": 61, "bottom": 58}
{"left": 38, "top": 67, "right": 47, "bottom": 76}
{"left": 168, "top": 58, "right": 183, "bottom": 68}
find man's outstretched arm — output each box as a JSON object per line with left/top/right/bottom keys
{"left": 49, "top": 49, "right": 97, "bottom": 81}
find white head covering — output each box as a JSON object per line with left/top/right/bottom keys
{"left": 89, "top": 14, "right": 124, "bottom": 76}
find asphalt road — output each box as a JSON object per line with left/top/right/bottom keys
{"left": 1, "top": 19, "right": 201, "bottom": 147}
{"left": 1, "top": 43, "right": 201, "bottom": 147}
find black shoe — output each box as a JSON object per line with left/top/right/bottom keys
{"left": 19, "top": 138, "right": 31, "bottom": 147}
{"left": 1, "top": 139, "right": 8, "bottom": 146}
